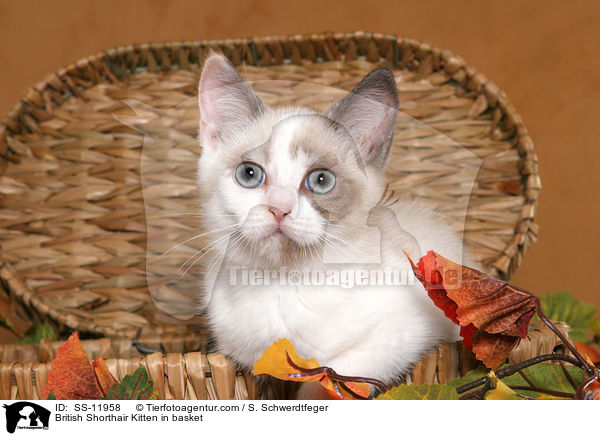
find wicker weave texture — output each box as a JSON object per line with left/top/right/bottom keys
{"left": 0, "top": 32, "right": 540, "bottom": 337}
{"left": 0, "top": 321, "right": 566, "bottom": 401}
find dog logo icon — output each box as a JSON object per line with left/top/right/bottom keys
{"left": 3, "top": 402, "right": 50, "bottom": 433}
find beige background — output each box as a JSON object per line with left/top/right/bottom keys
{"left": 0, "top": 0, "right": 598, "bottom": 314}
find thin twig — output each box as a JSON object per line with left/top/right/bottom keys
{"left": 535, "top": 303, "right": 595, "bottom": 374}
{"left": 558, "top": 360, "right": 579, "bottom": 391}
{"left": 338, "top": 381, "right": 370, "bottom": 400}
{"left": 285, "top": 351, "right": 391, "bottom": 394}
{"left": 576, "top": 374, "right": 600, "bottom": 400}
{"left": 507, "top": 385, "right": 576, "bottom": 399}
{"left": 517, "top": 369, "right": 536, "bottom": 388}
{"left": 455, "top": 353, "right": 583, "bottom": 394}
{"left": 459, "top": 379, "right": 492, "bottom": 400}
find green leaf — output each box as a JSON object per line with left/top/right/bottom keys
{"left": 451, "top": 363, "right": 585, "bottom": 399}
{"left": 107, "top": 367, "right": 158, "bottom": 400}
{"left": 501, "top": 363, "right": 584, "bottom": 398}
{"left": 446, "top": 366, "right": 520, "bottom": 399}
{"left": 447, "top": 365, "right": 489, "bottom": 389}
{"left": 375, "top": 384, "right": 458, "bottom": 400}
{"left": 46, "top": 391, "right": 56, "bottom": 400}
{"left": 14, "top": 322, "right": 58, "bottom": 344}
{"left": 540, "top": 291, "right": 596, "bottom": 341}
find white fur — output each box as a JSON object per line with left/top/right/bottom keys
{"left": 196, "top": 57, "right": 472, "bottom": 385}
{"left": 203, "top": 198, "right": 467, "bottom": 383}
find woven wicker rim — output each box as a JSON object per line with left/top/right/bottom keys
{"left": 1, "top": 320, "right": 566, "bottom": 400}
{"left": 0, "top": 31, "right": 540, "bottom": 337}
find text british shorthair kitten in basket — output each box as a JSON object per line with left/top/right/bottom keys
{"left": 196, "top": 54, "right": 472, "bottom": 399}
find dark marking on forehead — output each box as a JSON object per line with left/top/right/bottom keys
{"left": 286, "top": 120, "right": 363, "bottom": 174}
{"left": 289, "top": 131, "right": 351, "bottom": 172}
{"left": 290, "top": 134, "right": 338, "bottom": 161}
{"left": 266, "top": 114, "right": 368, "bottom": 222}
{"left": 239, "top": 139, "right": 271, "bottom": 165}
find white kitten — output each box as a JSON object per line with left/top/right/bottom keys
{"left": 196, "top": 54, "right": 470, "bottom": 388}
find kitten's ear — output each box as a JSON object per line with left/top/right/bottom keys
{"left": 198, "top": 54, "right": 264, "bottom": 148}
{"left": 324, "top": 68, "right": 399, "bottom": 167}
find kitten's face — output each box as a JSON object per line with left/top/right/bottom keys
{"left": 199, "top": 111, "right": 372, "bottom": 265}
{"left": 197, "top": 55, "right": 399, "bottom": 266}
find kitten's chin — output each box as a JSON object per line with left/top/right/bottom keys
{"left": 269, "top": 228, "right": 316, "bottom": 250}
{"left": 261, "top": 230, "right": 294, "bottom": 252}
{"left": 272, "top": 229, "right": 287, "bottom": 240}
{"left": 240, "top": 230, "right": 320, "bottom": 267}
{"left": 254, "top": 225, "right": 302, "bottom": 247}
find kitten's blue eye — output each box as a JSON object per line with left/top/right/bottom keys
{"left": 235, "top": 162, "right": 265, "bottom": 189}
{"left": 306, "top": 169, "right": 336, "bottom": 194}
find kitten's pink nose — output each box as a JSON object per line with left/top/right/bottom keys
{"left": 269, "top": 207, "right": 290, "bottom": 224}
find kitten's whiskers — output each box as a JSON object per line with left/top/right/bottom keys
{"left": 159, "top": 223, "right": 240, "bottom": 259}
{"left": 178, "top": 229, "right": 239, "bottom": 276}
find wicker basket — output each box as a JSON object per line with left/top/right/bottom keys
{"left": 0, "top": 31, "right": 540, "bottom": 338}
{"left": 0, "top": 321, "right": 565, "bottom": 400}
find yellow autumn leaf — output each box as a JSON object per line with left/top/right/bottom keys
{"left": 486, "top": 372, "right": 522, "bottom": 400}
{"left": 252, "top": 338, "right": 372, "bottom": 400}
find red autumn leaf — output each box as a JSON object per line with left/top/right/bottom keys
{"left": 93, "top": 356, "right": 117, "bottom": 396}
{"left": 407, "top": 250, "right": 538, "bottom": 369}
{"left": 252, "top": 339, "right": 379, "bottom": 400}
{"left": 44, "top": 332, "right": 112, "bottom": 400}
